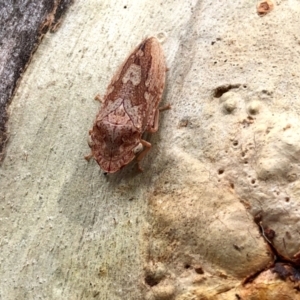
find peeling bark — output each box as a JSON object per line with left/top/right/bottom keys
{"left": 0, "top": 0, "right": 73, "bottom": 161}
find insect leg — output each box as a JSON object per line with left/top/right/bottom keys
{"left": 94, "top": 94, "right": 104, "bottom": 103}
{"left": 84, "top": 153, "right": 93, "bottom": 161}
{"left": 159, "top": 103, "right": 171, "bottom": 111}
{"left": 148, "top": 104, "right": 171, "bottom": 133}
{"left": 136, "top": 140, "right": 152, "bottom": 171}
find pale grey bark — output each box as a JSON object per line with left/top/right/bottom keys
{"left": 1, "top": 1, "right": 300, "bottom": 299}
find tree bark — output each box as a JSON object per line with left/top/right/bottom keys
{"left": 0, "top": 0, "right": 73, "bottom": 160}
{"left": 1, "top": 0, "right": 300, "bottom": 299}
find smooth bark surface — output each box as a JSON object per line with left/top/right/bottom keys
{"left": 1, "top": 0, "right": 300, "bottom": 299}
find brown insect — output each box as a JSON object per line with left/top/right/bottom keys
{"left": 86, "top": 37, "right": 168, "bottom": 173}
{"left": 256, "top": 0, "right": 274, "bottom": 16}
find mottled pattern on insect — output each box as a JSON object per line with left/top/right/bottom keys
{"left": 86, "top": 37, "right": 168, "bottom": 173}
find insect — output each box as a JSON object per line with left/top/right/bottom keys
{"left": 85, "top": 37, "right": 168, "bottom": 173}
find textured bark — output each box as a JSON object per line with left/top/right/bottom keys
{"left": 1, "top": 0, "right": 300, "bottom": 299}
{"left": 0, "top": 0, "right": 73, "bottom": 161}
